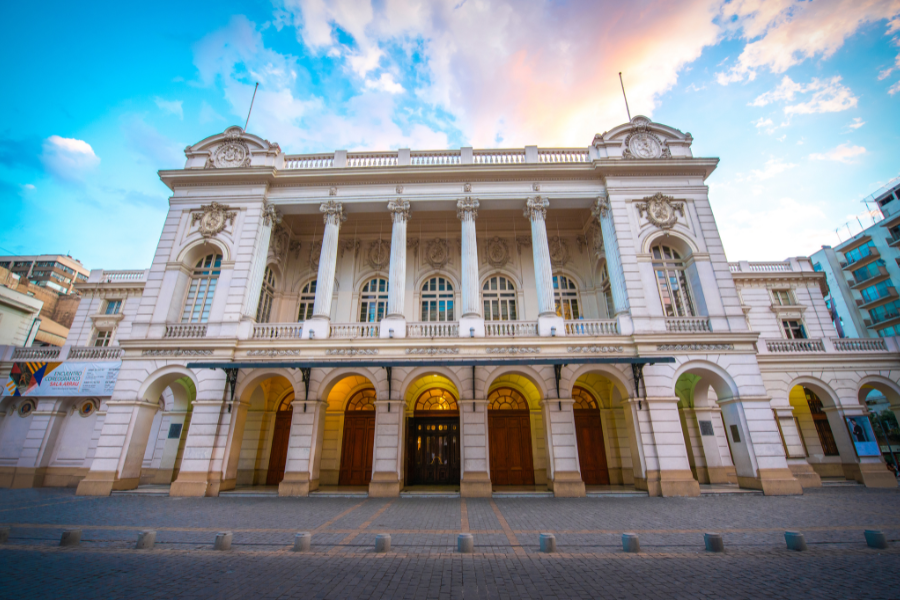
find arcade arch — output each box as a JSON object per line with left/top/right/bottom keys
{"left": 569, "top": 372, "right": 634, "bottom": 486}
{"left": 403, "top": 374, "right": 461, "bottom": 487}
{"left": 319, "top": 374, "right": 377, "bottom": 487}
{"left": 487, "top": 373, "right": 544, "bottom": 487}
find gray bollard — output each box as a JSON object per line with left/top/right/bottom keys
{"left": 785, "top": 531, "right": 807, "bottom": 551}
{"left": 704, "top": 532, "right": 724, "bottom": 553}
{"left": 135, "top": 531, "right": 156, "bottom": 550}
{"left": 214, "top": 532, "right": 233, "bottom": 551}
{"left": 0, "top": 527, "right": 9, "bottom": 544}
{"left": 375, "top": 533, "right": 391, "bottom": 553}
{"left": 60, "top": 530, "right": 82, "bottom": 547}
{"left": 293, "top": 532, "right": 311, "bottom": 552}
{"left": 864, "top": 530, "right": 888, "bottom": 550}
{"left": 622, "top": 533, "right": 640, "bottom": 553}
{"left": 539, "top": 533, "right": 556, "bottom": 553}
{"left": 457, "top": 533, "right": 474, "bottom": 553}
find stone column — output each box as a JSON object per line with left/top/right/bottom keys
{"left": 692, "top": 407, "right": 737, "bottom": 484}
{"left": 524, "top": 196, "right": 565, "bottom": 336}
{"left": 279, "top": 398, "right": 328, "bottom": 496}
{"left": 457, "top": 197, "right": 485, "bottom": 337}
{"left": 541, "top": 398, "right": 585, "bottom": 497}
{"left": 773, "top": 406, "right": 822, "bottom": 488}
{"left": 460, "top": 398, "right": 492, "bottom": 497}
{"left": 241, "top": 201, "right": 282, "bottom": 323}
{"left": 369, "top": 398, "right": 403, "bottom": 497}
{"left": 304, "top": 200, "right": 345, "bottom": 340}
{"left": 592, "top": 194, "right": 630, "bottom": 322}
{"left": 380, "top": 198, "right": 410, "bottom": 339}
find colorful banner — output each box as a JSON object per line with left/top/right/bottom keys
{"left": 3, "top": 361, "right": 121, "bottom": 398}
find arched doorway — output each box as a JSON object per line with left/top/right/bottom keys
{"left": 488, "top": 387, "right": 535, "bottom": 486}
{"left": 572, "top": 386, "right": 609, "bottom": 485}
{"left": 406, "top": 389, "right": 460, "bottom": 485}
{"left": 339, "top": 389, "right": 376, "bottom": 486}
{"left": 265, "top": 393, "right": 293, "bottom": 485}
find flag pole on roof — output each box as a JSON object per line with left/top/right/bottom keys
{"left": 243, "top": 82, "right": 259, "bottom": 133}
{"left": 618, "top": 72, "right": 632, "bottom": 122}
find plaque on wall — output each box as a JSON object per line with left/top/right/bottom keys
{"left": 699, "top": 420, "right": 715, "bottom": 436}
{"left": 167, "top": 423, "right": 183, "bottom": 439}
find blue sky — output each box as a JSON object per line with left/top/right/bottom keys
{"left": 1, "top": 0, "right": 899, "bottom": 270}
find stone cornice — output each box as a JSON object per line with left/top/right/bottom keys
{"left": 731, "top": 270, "right": 828, "bottom": 296}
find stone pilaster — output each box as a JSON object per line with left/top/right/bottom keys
{"left": 460, "top": 398, "right": 491, "bottom": 497}
{"left": 11, "top": 399, "right": 67, "bottom": 489}
{"left": 525, "top": 196, "right": 564, "bottom": 336}
{"left": 368, "top": 399, "right": 403, "bottom": 497}
{"left": 457, "top": 197, "right": 484, "bottom": 337}
{"left": 541, "top": 398, "right": 586, "bottom": 497}
{"left": 305, "top": 200, "right": 345, "bottom": 340}
{"left": 592, "top": 193, "right": 630, "bottom": 319}
{"left": 279, "top": 398, "right": 328, "bottom": 496}
{"left": 381, "top": 198, "right": 410, "bottom": 339}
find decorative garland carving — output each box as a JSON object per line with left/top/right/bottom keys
{"left": 486, "top": 347, "right": 540, "bottom": 354}
{"left": 424, "top": 239, "right": 452, "bottom": 269}
{"left": 246, "top": 349, "right": 301, "bottom": 357}
{"left": 406, "top": 348, "right": 460, "bottom": 355}
{"left": 326, "top": 348, "right": 378, "bottom": 356}
{"left": 340, "top": 239, "right": 360, "bottom": 259}
{"left": 262, "top": 200, "right": 282, "bottom": 227}
{"left": 567, "top": 346, "right": 624, "bottom": 353}
{"left": 549, "top": 236, "right": 569, "bottom": 266}
{"left": 485, "top": 236, "right": 510, "bottom": 268}
{"left": 657, "top": 344, "right": 734, "bottom": 351}
{"left": 635, "top": 193, "right": 684, "bottom": 230}
{"left": 308, "top": 241, "right": 322, "bottom": 272}
{"left": 142, "top": 349, "right": 214, "bottom": 356}
{"left": 191, "top": 202, "right": 236, "bottom": 239}
{"left": 367, "top": 240, "right": 391, "bottom": 270}
{"left": 406, "top": 238, "right": 420, "bottom": 258}
{"left": 592, "top": 194, "right": 610, "bottom": 220}
{"left": 515, "top": 236, "right": 531, "bottom": 255}
{"left": 622, "top": 117, "right": 672, "bottom": 160}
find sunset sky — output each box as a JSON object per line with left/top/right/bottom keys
{"left": 2, "top": 0, "right": 899, "bottom": 269}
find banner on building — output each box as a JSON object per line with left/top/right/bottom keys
{"left": 845, "top": 415, "right": 881, "bottom": 458}
{"left": 3, "top": 361, "right": 121, "bottom": 398}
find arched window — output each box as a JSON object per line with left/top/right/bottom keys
{"left": 488, "top": 387, "right": 529, "bottom": 410}
{"left": 572, "top": 386, "right": 599, "bottom": 410}
{"left": 346, "top": 388, "right": 376, "bottom": 411}
{"left": 482, "top": 276, "right": 517, "bottom": 321}
{"left": 298, "top": 280, "right": 316, "bottom": 321}
{"left": 256, "top": 267, "right": 276, "bottom": 323}
{"left": 553, "top": 274, "right": 581, "bottom": 319}
{"left": 651, "top": 244, "right": 695, "bottom": 317}
{"left": 421, "top": 276, "right": 455, "bottom": 321}
{"left": 359, "top": 277, "right": 389, "bottom": 322}
{"left": 181, "top": 253, "right": 222, "bottom": 323}
{"left": 415, "top": 389, "right": 459, "bottom": 412}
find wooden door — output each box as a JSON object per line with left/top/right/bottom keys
{"left": 407, "top": 417, "right": 460, "bottom": 485}
{"left": 339, "top": 413, "right": 376, "bottom": 486}
{"left": 574, "top": 410, "right": 610, "bottom": 485}
{"left": 488, "top": 410, "right": 535, "bottom": 486}
{"left": 266, "top": 410, "right": 293, "bottom": 485}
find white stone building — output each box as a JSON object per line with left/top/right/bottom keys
{"left": 1, "top": 117, "right": 898, "bottom": 497}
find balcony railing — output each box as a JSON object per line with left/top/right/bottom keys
{"left": 485, "top": 321, "right": 538, "bottom": 337}
{"left": 565, "top": 319, "right": 619, "bottom": 336}
{"left": 164, "top": 323, "right": 207, "bottom": 338}
{"left": 330, "top": 323, "right": 379, "bottom": 339}
{"left": 67, "top": 346, "right": 124, "bottom": 360}
{"left": 252, "top": 324, "right": 303, "bottom": 340}
{"left": 284, "top": 153, "right": 334, "bottom": 169}
{"left": 346, "top": 152, "right": 399, "bottom": 167}
{"left": 539, "top": 149, "right": 589, "bottom": 163}
{"left": 849, "top": 266, "right": 889, "bottom": 288}
{"left": 857, "top": 287, "right": 899, "bottom": 310}
{"left": 410, "top": 150, "right": 461, "bottom": 165}
{"left": 12, "top": 347, "right": 61, "bottom": 361}
{"left": 766, "top": 339, "right": 825, "bottom": 353}
{"left": 101, "top": 270, "right": 147, "bottom": 283}
{"left": 887, "top": 235, "right": 900, "bottom": 247}
{"left": 281, "top": 146, "right": 591, "bottom": 170}
{"left": 665, "top": 317, "right": 711, "bottom": 333}
{"left": 407, "top": 321, "right": 459, "bottom": 338}
{"left": 843, "top": 247, "right": 881, "bottom": 270}
{"left": 473, "top": 149, "right": 526, "bottom": 164}
{"left": 832, "top": 338, "right": 888, "bottom": 352}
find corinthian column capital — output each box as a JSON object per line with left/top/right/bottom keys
{"left": 524, "top": 196, "right": 549, "bottom": 221}
{"left": 591, "top": 193, "right": 610, "bottom": 221}
{"left": 456, "top": 197, "right": 480, "bottom": 221}
{"left": 262, "top": 199, "right": 282, "bottom": 227}
{"left": 387, "top": 198, "right": 411, "bottom": 223}
{"left": 320, "top": 200, "right": 346, "bottom": 227}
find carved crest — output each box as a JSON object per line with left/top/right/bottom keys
{"left": 192, "top": 202, "right": 236, "bottom": 238}
{"left": 367, "top": 240, "right": 390, "bottom": 270}
{"left": 485, "top": 237, "right": 510, "bottom": 268}
{"left": 623, "top": 117, "right": 671, "bottom": 160}
{"left": 270, "top": 224, "right": 290, "bottom": 263}
{"left": 635, "top": 193, "right": 684, "bottom": 230}
{"left": 205, "top": 128, "right": 251, "bottom": 168}
{"left": 549, "top": 236, "right": 569, "bottom": 266}
{"left": 424, "top": 239, "right": 452, "bottom": 269}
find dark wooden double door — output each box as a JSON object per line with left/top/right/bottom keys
{"left": 266, "top": 410, "right": 293, "bottom": 485}
{"left": 339, "top": 412, "right": 376, "bottom": 486}
{"left": 574, "top": 410, "right": 610, "bottom": 485}
{"left": 488, "top": 410, "right": 535, "bottom": 486}
{"left": 407, "top": 415, "right": 460, "bottom": 485}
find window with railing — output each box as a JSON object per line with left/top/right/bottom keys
{"left": 877, "top": 325, "right": 899, "bottom": 337}
{"left": 781, "top": 320, "right": 807, "bottom": 339}
{"left": 256, "top": 267, "right": 276, "bottom": 323}
{"left": 93, "top": 330, "right": 113, "bottom": 347}
{"left": 298, "top": 280, "right": 316, "bottom": 321}
{"left": 844, "top": 240, "right": 876, "bottom": 265}
{"left": 359, "top": 277, "right": 389, "bottom": 322}
{"left": 870, "top": 299, "right": 900, "bottom": 323}
{"left": 181, "top": 253, "right": 222, "bottom": 323}
{"left": 771, "top": 289, "right": 794, "bottom": 306}
{"left": 483, "top": 276, "right": 517, "bottom": 321}
{"left": 852, "top": 260, "right": 885, "bottom": 283}
{"left": 860, "top": 281, "right": 895, "bottom": 304}
{"left": 105, "top": 299, "right": 122, "bottom": 315}
{"left": 553, "top": 274, "right": 581, "bottom": 319}
{"left": 421, "top": 276, "right": 454, "bottom": 322}
{"left": 651, "top": 245, "right": 695, "bottom": 317}
{"left": 55, "top": 263, "right": 75, "bottom": 275}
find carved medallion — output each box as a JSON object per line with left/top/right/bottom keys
{"left": 367, "top": 240, "right": 390, "bottom": 270}
{"left": 622, "top": 117, "right": 671, "bottom": 160}
{"left": 192, "top": 202, "right": 236, "bottom": 238}
{"left": 425, "top": 239, "right": 452, "bottom": 269}
{"left": 308, "top": 241, "right": 322, "bottom": 272}
{"left": 206, "top": 129, "right": 251, "bottom": 169}
{"left": 635, "top": 192, "right": 684, "bottom": 230}
{"left": 485, "top": 237, "right": 510, "bottom": 268}
{"left": 549, "top": 236, "right": 569, "bottom": 266}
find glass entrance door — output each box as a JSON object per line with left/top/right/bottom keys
{"left": 407, "top": 417, "right": 460, "bottom": 485}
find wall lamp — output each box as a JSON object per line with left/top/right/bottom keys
{"left": 309, "top": 330, "right": 315, "bottom": 340}
{"left": 389, "top": 328, "right": 394, "bottom": 339}
{"left": 469, "top": 327, "right": 475, "bottom": 338}
{"left": 550, "top": 326, "right": 556, "bottom": 337}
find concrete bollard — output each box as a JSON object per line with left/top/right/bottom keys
{"left": 864, "top": 530, "right": 888, "bottom": 550}
{"left": 622, "top": 533, "right": 640, "bottom": 553}
{"left": 135, "top": 531, "right": 156, "bottom": 550}
{"left": 0, "top": 527, "right": 9, "bottom": 544}
{"left": 60, "top": 530, "right": 82, "bottom": 547}
{"left": 293, "top": 532, "right": 312, "bottom": 552}
{"left": 539, "top": 533, "right": 556, "bottom": 553}
{"left": 214, "top": 532, "right": 233, "bottom": 551}
{"left": 704, "top": 532, "right": 724, "bottom": 553}
{"left": 457, "top": 533, "right": 474, "bottom": 553}
{"left": 375, "top": 534, "right": 391, "bottom": 553}
{"left": 784, "top": 531, "right": 807, "bottom": 551}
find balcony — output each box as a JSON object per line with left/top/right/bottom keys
{"left": 407, "top": 322, "right": 459, "bottom": 338}
{"left": 485, "top": 321, "right": 538, "bottom": 337}
{"left": 842, "top": 247, "right": 881, "bottom": 271}
{"left": 164, "top": 323, "right": 207, "bottom": 339}
{"left": 728, "top": 262, "right": 792, "bottom": 273}
{"left": 665, "top": 317, "right": 711, "bottom": 333}
{"left": 281, "top": 146, "right": 591, "bottom": 170}
{"left": 565, "top": 319, "right": 619, "bottom": 336}
{"left": 848, "top": 266, "right": 890, "bottom": 289}
{"left": 252, "top": 323, "right": 303, "bottom": 340}
{"left": 329, "top": 323, "right": 379, "bottom": 339}
{"left": 11, "top": 346, "right": 61, "bottom": 360}
{"left": 766, "top": 339, "right": 825, "bottom": 353}
{"left": 888, "top": 235, "right": 900, "bottom": 248}
{"left": 856, "top": 287, "right": 899, "bottom": 311}
{"left": 831, "top": 338, "right": 888, "bottom": 352}
{"left": 868, "top": 310, "right": 900, "bottom": 329}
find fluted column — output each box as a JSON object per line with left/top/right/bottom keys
{"left": 457, "top": 197, "right": 485, "bottom": 337}
{"left": 592, "top": 193, "right": 629, "bottom": 314}
{"left": 381, "top": 198, "right": 410, "bottom": 339}
{"left": 304, "top": 200, "right": 345, "bottom": 340}
{"left": 242, "top": 201, "right": 282, "bottom": 321}
{"left": 525, "top": 197, "right": 565, "bottom": 336}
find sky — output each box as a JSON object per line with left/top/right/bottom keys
{"left": 1, "top": 0, "right": 899, "bottom": 270}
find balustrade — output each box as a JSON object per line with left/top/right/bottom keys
{"left": 538, "top": 149, "right": 588, "bottom": 163}
{"left": 346, "top": 152, "right": 399, "bottom": 167}
{"left": 102, "top": 270, "right": 146, "bottom": 282}
{"left": 284, "top": 154, "right": 334, "bottom": 169}
{"left": 473, "top": 150, "right": 525, "bottom": 164}
{"left": 410, "top": 150, "right": 461, "bottom": 165}
{"left": 565, "top": 319, "right": 619, "bottom": 336}
{"left": 330, "top": 323, "right": 380, "bottom": 339}
{"left": 407, "top": 321, "right": 459, "bottom": 338}
{"left": 484, "top": 321, "right": 538, "bottom": 337}
{"left": 252, "top": 323, "right": 304, "bottom": 340}
{"left": 766, "top": 339, "right": 825, "bottom": 353}
{"left": 832, "top": 338, "right": 888, "bottom": 352}
{"left": 164, "top": 323, "right": 207, "bottom": 339}
{"left": 68, "top": 347, "right": 124, "bottom": 360}
{"left": 12, "top": 347, "right": 61, "bottom": 360}
{"left": 665, "top": 317, "right": 711, "bottom": 333}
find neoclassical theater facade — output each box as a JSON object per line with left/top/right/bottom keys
{"left": 2, "top": 117, "right": 898, "bottom": 498}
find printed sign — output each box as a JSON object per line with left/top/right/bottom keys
{"left": 3, "top": 361, "right": 121, "bottom": 398}
{"left": 845, "top": 415, "right": 881, "bottom": 457}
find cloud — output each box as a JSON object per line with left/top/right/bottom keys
{"left": 154, "top": 97, "right": 184, "bottom": 119}
{"left": 21, "top": 183, "right": 35, "bottom": 191}
{"left": 717, "top": 196, "right": 832, "bottom": 260}
{"left": 846, "top": 117, "right": 866, "bottom": 130}
{"left": 809, "top": 142, "right": 867, "bottom": 163}
{"left": 364, "top": 73, "right": 404, "bottom": 94}
{"left": 889, "top": 80, "right": 900, "bottom": 95}
{"left": 749, "top": 157, "right": 797, "bottom": 180}
{"left": 40, "top": 135, "right": 100, "bottom": 181}
{"left": 753, "top": 117, "right": 777, "bottom": 134}
{"left": 750, "top": 75, "right": 857, "bottom": 115}
{"left": 716, "top": 0, "right": 900, "bottom": 84}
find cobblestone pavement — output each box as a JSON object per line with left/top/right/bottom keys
{"left": 1, "top": 487, "right": 899, "bottom": 598}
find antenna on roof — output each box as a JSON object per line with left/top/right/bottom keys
{"left": 243, "top": 82, "right": 259, "bottom": 133}
{"left": 618, "top": 72, "right": 632, "bottom": 122}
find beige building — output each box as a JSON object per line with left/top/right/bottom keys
{"left": 0, "top": 118, "right": 898, "bottom": 496}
